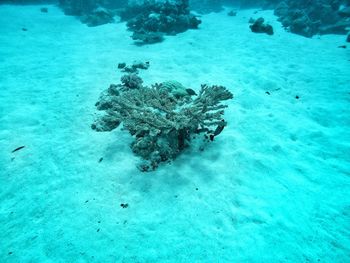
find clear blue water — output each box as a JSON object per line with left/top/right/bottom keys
{"left": 0, "top": 2, "right": 349, "bottom": 262}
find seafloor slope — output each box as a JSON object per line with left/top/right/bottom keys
{"left": 0, "top": 4, "right": 349, "bottom": 263}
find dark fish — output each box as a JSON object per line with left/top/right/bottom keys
{"left": 12, "top": 146, "right": 25, "bottom": 153}
{"left": 213, "top": 120, "right": 226, "bottom": 136}
{"left": 186, "top": 88, "right": 197, "bottom": 96}
{"left": 120, "top": 203, "right": 128, "bottom": 208}
{"left": 338, "top": 45, "right": 346, "bottom": 48}
{"left": 118, "top": 63, "right": 126, "bottom": 69}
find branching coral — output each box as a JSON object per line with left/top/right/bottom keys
{"left": 92, "top": 62, "right": 233, "bottom": 171}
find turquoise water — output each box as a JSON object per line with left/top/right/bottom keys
{"left": 0, "top": 3, "right": 349, "bottom": 263}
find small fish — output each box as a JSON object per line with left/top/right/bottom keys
{"left": 213, "top": 120, "right": 226, "bottom": 136}
{"left": 12, "top": 146, "right": 25, "bottom": 153}
{"left": 338, "top": 45, "right": 346, "bottom": 49}
{"left": 186, "top": 88, "right": 197, "bottom": 96}
{"left": 120, "top": 203, "right": 129, "bottom": 208}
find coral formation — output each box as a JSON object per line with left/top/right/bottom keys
{"left": 58, "top": 0, "right": 97, "bottom": 16}
{"left": 58, "top": 0, "right": 125, "bottom": 26}
{"left": 58, "top": 0, "right": 127, "bottom": 16}
{"left": 227, "top": 10, "right": 237, "bottom": 17}
{"left": 92, "top": 62, "right": 233, "bottom": 171}
{"left": 80, "top": 7, "right": 114, "bottom": 27}
{"left": 249, "top": 17, "right": 274, "bottom": 35}
{"left": 240, "top": 0, "right": 350, "bottom": 38}
{"left": 121, "top": 73, "right": 143, "bottom": 89}
{"left": 273, "top": 0, "right": 350, "bottom": 37}
{"left": 120, "top": 0, "right": 201, "bottom": 44}
{"left": 119, "top": 61, "right": 150, "bottom": 73}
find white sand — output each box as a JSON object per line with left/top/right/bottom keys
{"left": 0, "top": 4, "right": 349, "bottom": 262}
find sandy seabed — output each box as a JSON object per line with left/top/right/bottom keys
{"left": 0, "top": 4, "right": 349, "bottom": 263}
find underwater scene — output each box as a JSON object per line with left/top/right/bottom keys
{"left": 0, "top": 0, "right": 349, "bottom": 262}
